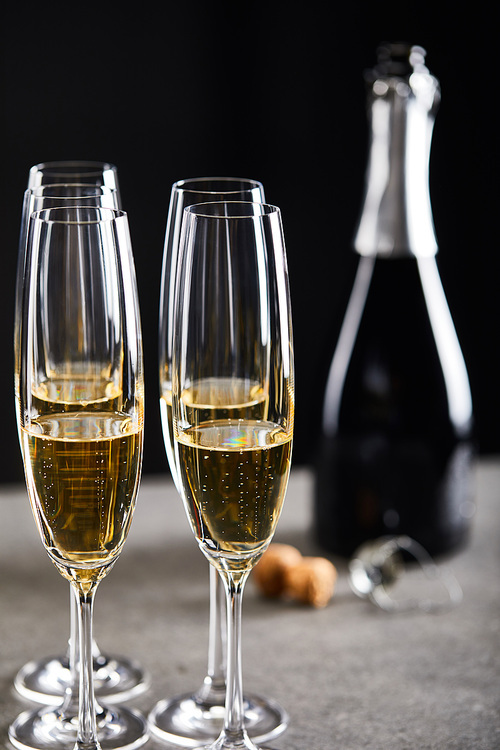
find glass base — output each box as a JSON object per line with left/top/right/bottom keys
{"left": 148, "top": 692, "right": 288, "bottom": 747}
{"left": 192, "top": 739, "right": 273, "bottom": 750}
{"left": 14, "top": 653, "right": 150, "bottom": 705}
{"left": 9, "top": 703, "right": 149, "bottom": 750}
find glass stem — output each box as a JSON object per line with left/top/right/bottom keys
{"left": 221, "top": 569, "right": 251, "bottom": 743}
{"left": 70, "top": 585, "right": 79, "bottom": 667}
{"left": 74, "top": 581, "right": 100, "bottom": 750}
{"left": 57, "top": 586, "right": 80, "bottom": 715}
{"left": 70, "top": 585, "right": 105, "bottom": 666}
{"left": 197, "top": 565, "right": 227, "bottom": 703}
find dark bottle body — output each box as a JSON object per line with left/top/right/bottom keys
{"left": 314, "top": 255, "right": 475, "bottom": 558}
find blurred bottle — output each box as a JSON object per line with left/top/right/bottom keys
{"left": 314, "top": 43, "right": 475, "bottom": 558}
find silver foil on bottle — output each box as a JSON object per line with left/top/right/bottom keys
{"left": 354, "top": 43, "right": 441, "bottom": 258}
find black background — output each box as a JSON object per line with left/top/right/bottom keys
{"left": 1, "top": 2, "right": 497, "bottom": 483}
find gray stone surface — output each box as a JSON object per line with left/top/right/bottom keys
{"left": 1, "top": 461, "right": 499, "bottom": 749}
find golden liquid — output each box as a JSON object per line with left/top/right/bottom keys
{"left": 177, "top": 419, "right": 292, "bottom": 570}
{"left": 160, "top": 376, "right": 268, "bottom": 492}
{"left": 31, "top": 371, "right": 122, "bottom": 413}
{"left": 22, "top": 411, "right": 143, "bottom": 588}
{"left": 180, "top": 377, "right": 268, "bottom": 424}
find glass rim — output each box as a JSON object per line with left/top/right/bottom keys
{"left": 31, "top": 206, "right": 126, "bottom": 224}
{"left": 184, "top": 200, "right": 280, "bottom": 219}
{"left": 173, "top": 176, "right": 264, "bottom": 195}
{"left": 30, "top": 160, "right": 117, "bottom": 174}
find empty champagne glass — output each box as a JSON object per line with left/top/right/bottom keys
{"left": 10, "top": 206, "right": 148, "bottom": 750}
{"left": 14, "top": 166, "right": 149, "bottom": 706}
{"left": 171, "top": 201, "right": 294, "bottom": 750}
{"left": 151, "top": 179, "right": 288, "bottom": 746}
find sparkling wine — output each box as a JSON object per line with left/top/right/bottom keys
{"left": 22, "top": 411, "right": 143, "bottom": 587}
{"left": 177, "top": 419, "right": 292, "bottom": 568}
{"left": 31, "top": 372, "right": 123, "bottom": 412}
{"left": 315, "top": 256, "right": 475, "bottom": 557}
{"left": 314, "top": 43, "right": 475, "bottom": 558}
{"left": 160, "top": 376, "right": 268, "bottom": 488}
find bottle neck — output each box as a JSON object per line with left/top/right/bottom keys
{"left": 353, "top": 60, "right": 440, "bottom": 259}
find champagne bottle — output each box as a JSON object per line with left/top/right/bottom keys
{"left": 314, "top": 43, "right": 475, "bottom": 558}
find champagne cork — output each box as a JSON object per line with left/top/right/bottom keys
{"left": 253, "top": 543, "right": 337, "bottom": 608}
{"left": 253, "top": 543, "right": 303, "bottom": 597}
{"left": 284, "top": 556, "right": 337, "bottom": 609}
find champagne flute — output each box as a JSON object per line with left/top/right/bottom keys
{"left": 14, "top": 170, "right": 149, "bottom": 706}
{"left": 171, "top": 201, "right": 294, "bottom": 750}
{"left": 151, "top": 179, "right": 288, "bottom": 746}
{"left": 14, "top": 185, "right": 119, "bottom": 395}
{"left": 10, "top": 206, "right": 148, "bottom": 750}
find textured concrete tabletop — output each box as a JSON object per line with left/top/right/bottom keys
{"left": 1, "top": 461, "right": 499, "bottom": 750}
